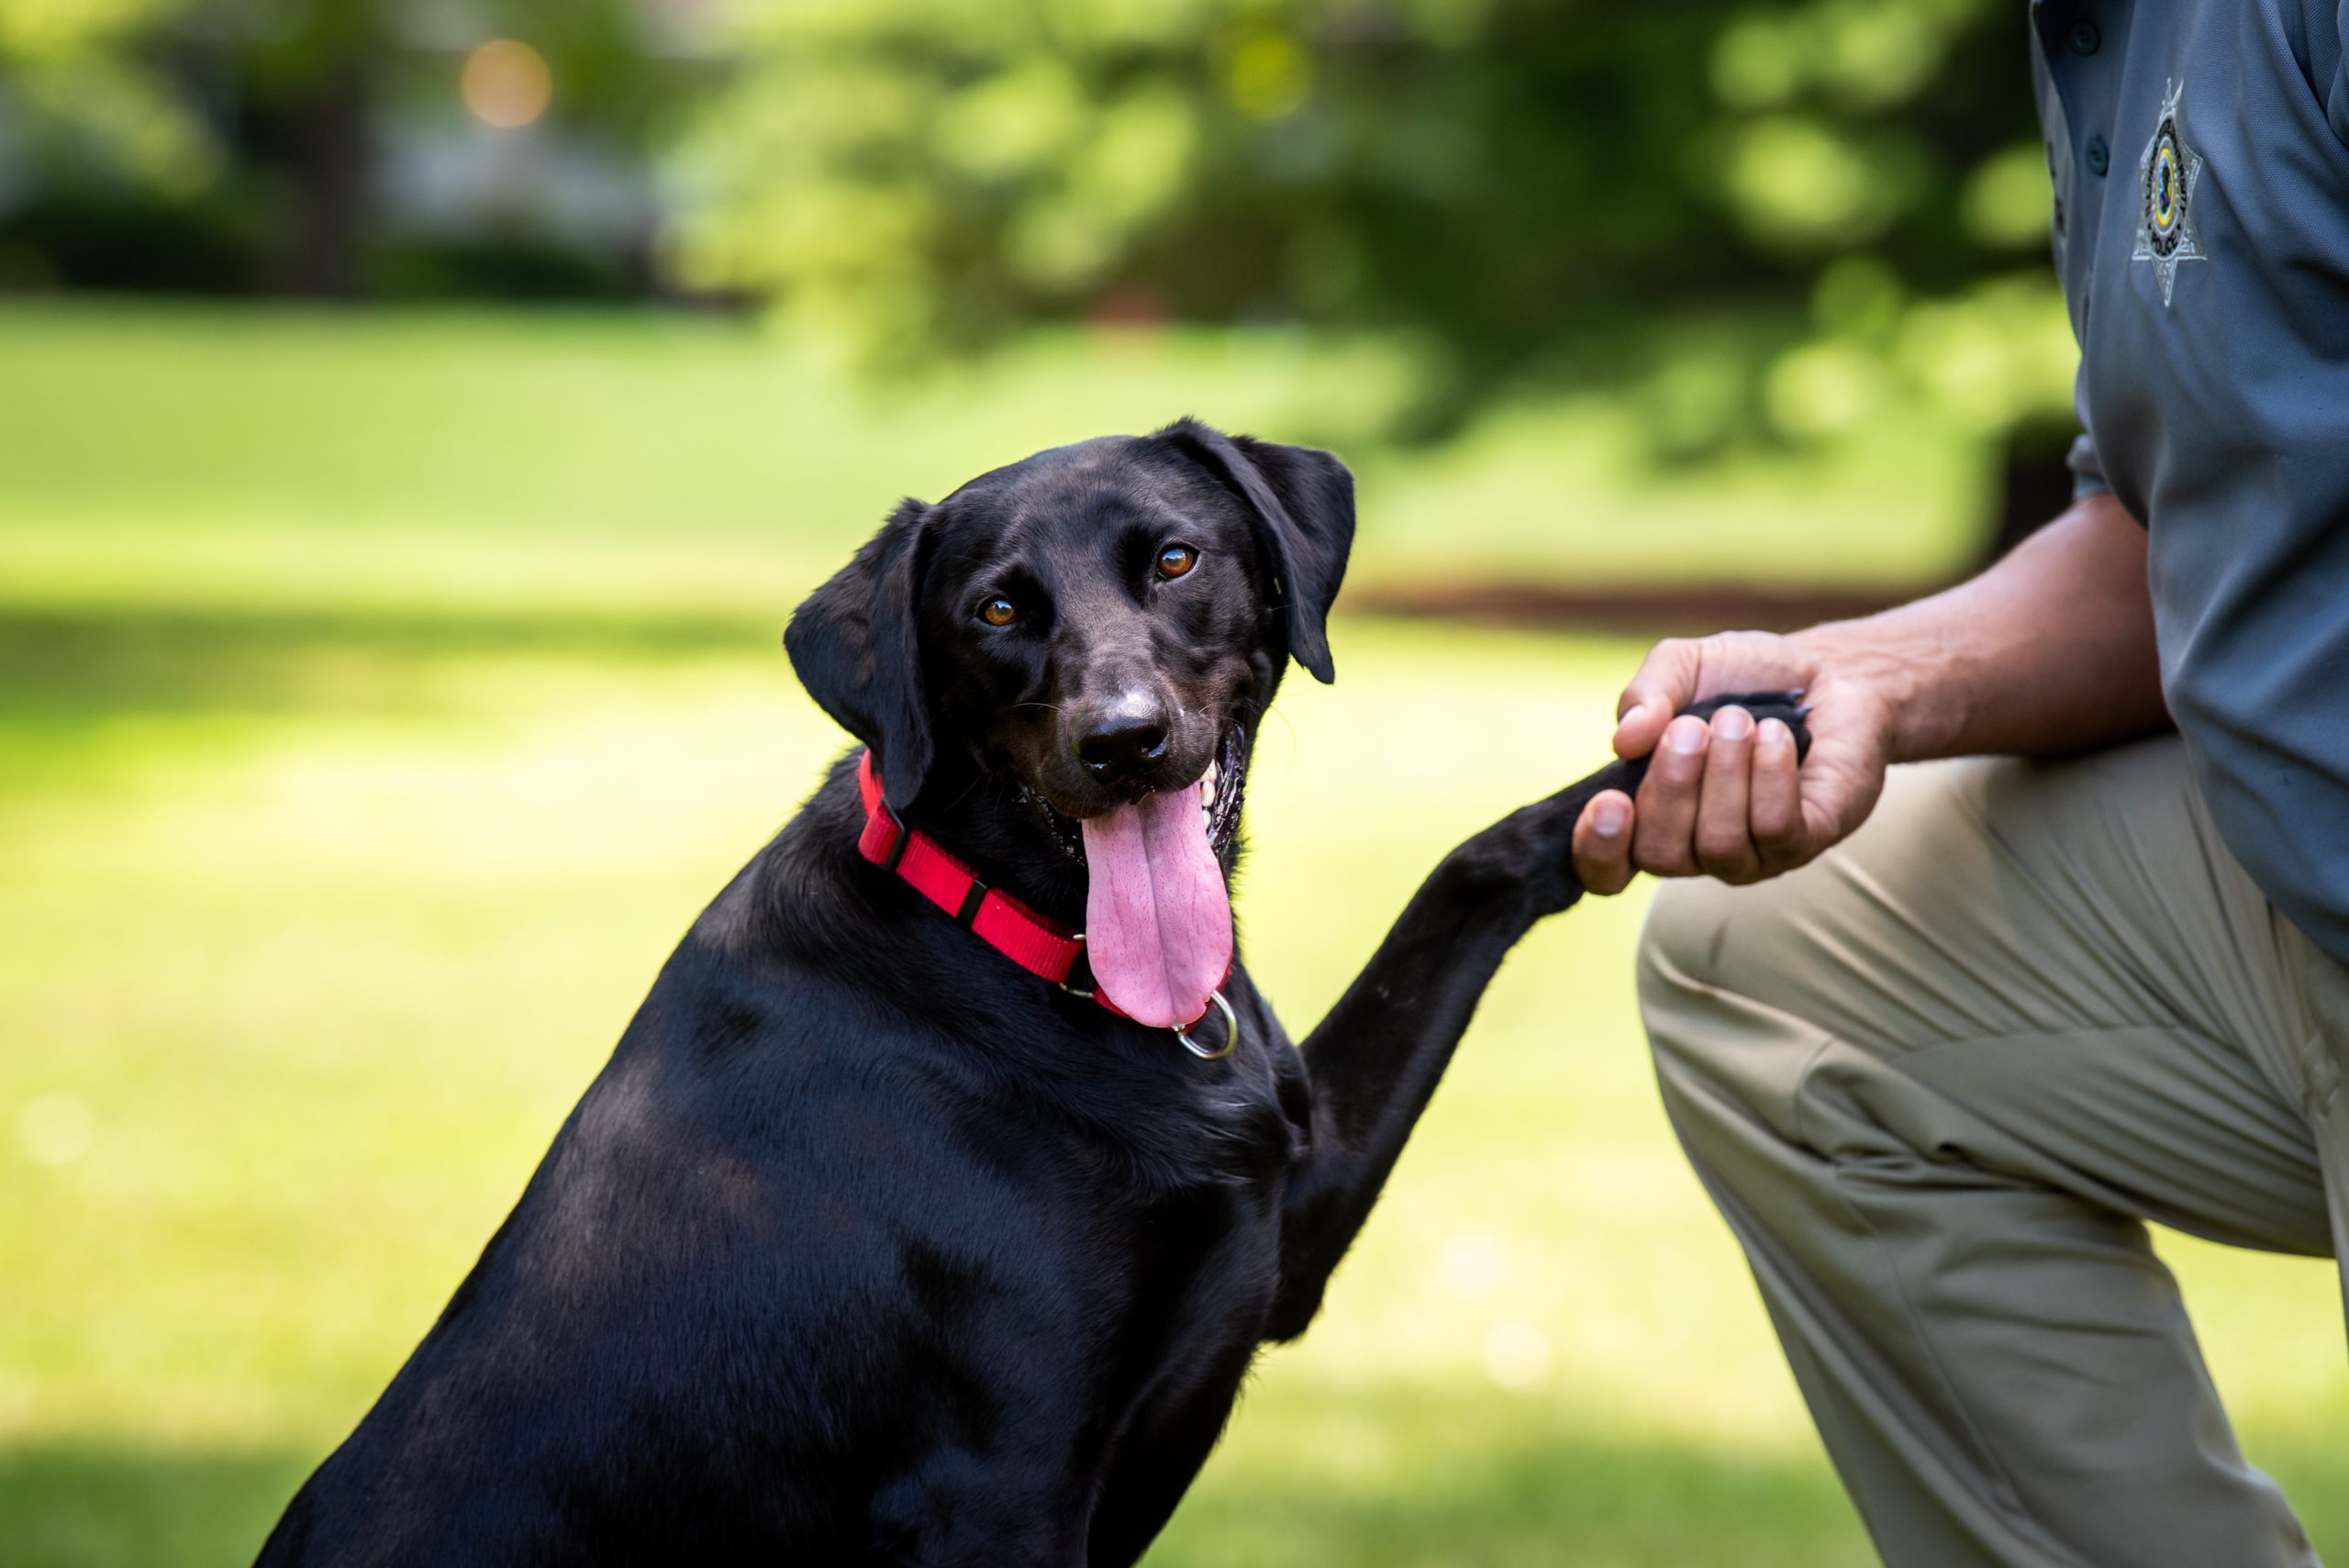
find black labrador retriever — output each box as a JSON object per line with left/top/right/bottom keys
{"left": 258, "top": 419, "right": 1805, "bottom": 1566}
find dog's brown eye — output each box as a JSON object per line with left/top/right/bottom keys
{"left": 1156, "top": 544, "right": 1198, "bottom": 580}
{"left": 979, "top": 596, "right": 1019, "bottom": 628}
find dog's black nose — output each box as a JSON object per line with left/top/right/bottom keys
{"left": 1074, "top": 698, "right": 1171, "bottom": 776}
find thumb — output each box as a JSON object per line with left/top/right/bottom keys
{"left": 1612, "top": 639, "right": 1702, "bottom": 761}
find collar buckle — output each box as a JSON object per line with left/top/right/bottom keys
{"left": 1057, "top": 938, "right": 1096, "bottom": 1001}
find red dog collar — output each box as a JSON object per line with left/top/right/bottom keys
{"left": 853, "top": 750, "right": 1235, "bottom": 1053}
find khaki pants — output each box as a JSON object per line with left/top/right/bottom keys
{"left": 1640, "top": 734, "right": 2349, "bottom": 1568}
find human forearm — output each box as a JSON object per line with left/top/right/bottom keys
{"left": 1792, "top": 491, "right": 2166, "bottom": 764}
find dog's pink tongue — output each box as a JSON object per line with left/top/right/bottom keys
{"left": 1081, "top": 784, "right": 1232, "bottom": 1029}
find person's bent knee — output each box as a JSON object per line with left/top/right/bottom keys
{"left": 1637, "top": 875, "right": 1811, "bottom": 1151}
{"left": 1636, "top": 875, "right": 1754, "bottom": 1043}
{"left": 1637, "top": 851, "right": 1858, "bottom": 1059}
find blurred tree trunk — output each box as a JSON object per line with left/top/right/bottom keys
{"left": 1978, "top": 423, "right": 2082, "bottom": 569}
{"left": 274, "top": 58, "right": 373, "bottom": 298}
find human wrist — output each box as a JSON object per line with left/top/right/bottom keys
{"left": 1785, "top": 618, "right": 1943, "bottom": 764}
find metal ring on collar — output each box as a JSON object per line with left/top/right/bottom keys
{"left": 1175, "top": 989, "right": 1240, "bottom": 1061}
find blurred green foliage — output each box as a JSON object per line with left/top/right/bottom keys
{"left": 3, "top": 0, "right": 2078, "bottom": 453}
{"left": 0, "top": 0, "right": 673, "bottom": 186}
{"left": 0, "top": 0, "right": 685, "bottom": 295}
{"left": 676, "top": 0, "right": 2069, "bottom": 439}
{"left": 0, "top": 0, "right": 216, "bottom": 196}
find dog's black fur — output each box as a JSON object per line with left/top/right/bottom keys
{"left": 258, "top": 420, "right": 1806, "bottom": 1567}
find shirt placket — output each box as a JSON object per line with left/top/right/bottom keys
{"left": 2032, "top": 0, "right": 2127, "bottom": 344}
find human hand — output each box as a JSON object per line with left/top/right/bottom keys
{"left": 1570, "top": 629, "right": 1896, "bottom": 895}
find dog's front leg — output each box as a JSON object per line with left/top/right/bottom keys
{"left": 873, "top": 1476, "right": 1092, "bottom": 1568}
{"left": 1266, "top": 693, "right": 1809, "bottom": 1340}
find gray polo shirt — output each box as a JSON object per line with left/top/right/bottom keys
{"left": 2032, "top": 0, "right": 2349, "bottom": 967}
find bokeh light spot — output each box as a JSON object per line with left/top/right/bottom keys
{"left": 1724, "top": 116, "right": 1905, "bottom": 250}
{"left": 1437, "top": 1229, "right": 1510, "bottom": 1299}
{"left": 1811, "top": 253, "right": 1905, "bottom": 336}
{"left": 462, "top": 39, "right": 553, "bottom": 130}
{"left": 1766, "top": 340, "right": 1886, "bottom": 438}
{"left": 18, "top": 1092, "right": 96, "bottom": 1167}
{"left": 1221, "top": 31, "right": 1310, "bottom": 121}
{"left": 1483, "top": 1320, "right": 1553, "bottom": 1390}
{"left": 1962, "top": 141, "right": 2059, "bottom": 249}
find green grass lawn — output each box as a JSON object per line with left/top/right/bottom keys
{"left": 2, "top": 306, "right": 2343, "bottom": 1565}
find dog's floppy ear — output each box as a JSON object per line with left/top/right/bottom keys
{"left": 785, "top": 498, "right": 938, "bottom": 806}
{"left": 1157, "top": 417, "right": 1354, "bottom": 684}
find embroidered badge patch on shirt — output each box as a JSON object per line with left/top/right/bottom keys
{"left": 2132, "top": 78, "right": 2205, "bottom": 306}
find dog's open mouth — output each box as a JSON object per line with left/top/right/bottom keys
{"left": 1199, "top": 723, "right": 1248, "bottom": 856}
{"left": 1022, "top": 726, "right": 1249, "bottom": 860}
{"left": 1022, "top": 727, "right": 1247, "bottom": 1029}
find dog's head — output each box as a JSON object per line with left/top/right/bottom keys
{"left": 785, "top": 418, "right": 1353, "bottom": 1026}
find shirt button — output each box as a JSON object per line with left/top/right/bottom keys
{"left": 2068, "top": 19, "right": 2101, "bottom": 54}
{"left": 2085, "top": 136, "right": 2110, "bottom": 175}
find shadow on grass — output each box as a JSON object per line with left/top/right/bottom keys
{"left": 3, "top": 602, "right": 781, "bottom": 713}
{"left": 0, "top": 603, "right": 793, "bottom": 796}
{"left": 6, "top": 1414, "right": 2344, "bottom": 1567}
{"left": 1155, "top": 1373, "right": 2349, "bottom": 1567}
{"left": 0, "top": 1424, "right": 1865, "bottom": 1568}
{"left": 1155, "top": 1383, "right": 1875, "bottom": 1568}
{"left": 0, "top": 1441, "right": 310, "bottom": 1568}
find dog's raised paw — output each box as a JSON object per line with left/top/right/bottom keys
{"left": 1680, "top": 690, "right": 1812, "bottom": 763}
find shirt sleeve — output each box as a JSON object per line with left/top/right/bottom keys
{"left": 2066, "top": 367, "right": 2110, "bottom": 502}
{"left": 2068, "top": 431, "right": 2110, "bottom": 501}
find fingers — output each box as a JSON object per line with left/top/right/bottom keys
{"left": 1691, "top": 706, "right": 1760, "bottom": 882}
{"left": 1628, "top": 707, "right": 1810, "bottom": 885}
{"left": 1611, "top": 639, "right": 1700, "bottom": 762}
{"left": 1631, "top": 714, "right": 1711, "bottom": 874}
{"left": 1750, "top": 717, "right": 1807, "bottom": 872}
{"left": 1571, "top": 790, "right": 1637, "bottom": 896}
